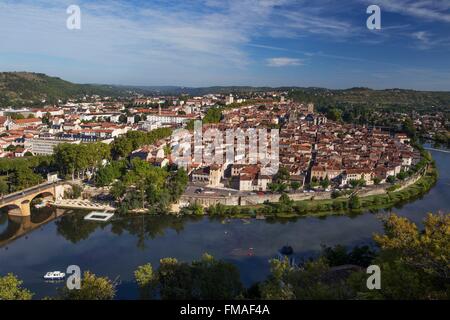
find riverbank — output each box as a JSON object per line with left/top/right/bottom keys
{"left": 195, "top": 162, "right": 438, "bottom": 219}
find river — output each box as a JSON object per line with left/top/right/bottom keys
{"left": 0, "top": 149, "right": 449, "bottom": 299}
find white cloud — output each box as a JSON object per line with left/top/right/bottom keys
{"left": 266, "top": 57, "right": 304, "bottom": 67}
{"left": 413, "top": 31, "right": 430, "bottom": 43}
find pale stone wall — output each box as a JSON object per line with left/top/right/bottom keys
{"left": 178, "top": 167, "right": 427, "bottom": 211}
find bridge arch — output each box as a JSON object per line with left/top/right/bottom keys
{"left": 0, "top": 204, "right": 22, "bottom": 216}
{"left": 0, "top": 182, "right": 68, "bottom": 217}
{"left": 32, "top": 191, "right": 54, "bottom": 201}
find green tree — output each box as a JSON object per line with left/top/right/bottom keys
{"left": 386, "top": 175, "right": 396, "bottom": 183}
{"left": 53, "top": 143, "right": 85, "bottom": 179}
{"left": 203, "top": 108, "right": 223, "bottom": 123}
{"left": 134, "top": 263, "right": 156, "bottom": 299}
{"left": 260, "top": 257, "right": 352, "bottom": 300}
{"left": 320, "top": 176, "right": 330, "bottom": 189}
{"left": 157, "top": 258, "right": 194, "bottom": 299}
{"left": 0, "top": 179, "right": 8, "bottom": 196}
{"left": 140, "top": 254, "right": 244, "bottom": 300}
{"left": 259, "top": 258, "right": 295, "bottom": 299}
{"left": 375, "top": 213, "right": 449, "bottom": 281}
{"left": 274, "top": 167, "right": 290, "bottom": 183}
{"left": 348, "top": 195, "right": 361, "bottom": 209}
{"left": 110, "top": 180, "right": 126, "bottom": 201}
{"left": 95, "top": 160, "right": 126, "bottom": 187}
{"left": 58, "top": 271, "right": 116, "bottom": 300}
{"left": 279, "top": 193, "right": 293, "bottom": 206}
{"left": 190, "top": 253, "right": 243, "bottom": 299}
{"left": 111, "top": 137, "right": 133, "bottom": 159}
{"left": 0, "top": 273, "right": 33, "bottom": 300}
{"left": 268, "top": 183, "right": 278, "bottom": 193}
{"left": 349, "top": 213, "right": 450, "bottom": 300}
{"left": 8, "top": 166, "right": 43, "bottom": 191}
{"left": 373, "top": 177, "right": 382, "bottom": 185}
{"left": 290, "top": 181, "right": 301, "bottom": 191}
{"left": 327, "top": 108, "right": 342, "bottom": 122}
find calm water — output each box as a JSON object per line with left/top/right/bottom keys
{"left": 0, "top": 149, "right": 449, "bottom": 299}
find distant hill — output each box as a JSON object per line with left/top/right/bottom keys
{"left": 1, "top": 72, "right": 449, "bottom": 113}
{"left": 0, "top": 72, "right": 124, "bottom": 107}
{"left": 120, "top": 85, "right": 288, "bottom": 96}
{"left": 287, "top": 87, "right": 450, "bottom": 114}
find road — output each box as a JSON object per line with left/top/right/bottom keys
{"left": 0, "top": 181, "right": 59, "bottom": 205}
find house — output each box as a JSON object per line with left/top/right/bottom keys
{"left": 231, "top": 173, "right": 272, "bottom": 191}
{"left": 395, "top": 133, "right": 410, "bottom": 144}
{"left": 191, "top": 165, "right": 222, "bottom": 186}
{"left": 130, "top": 145, "right": 166, "bottom": 164}
{"left": 12, "top": 118, "right": 42, "bottom": 128}
{"left": 345, "top": 168, "right": 374, "bottom": 185}
{"left": 311, "top": 165, "right": 327, "bottom": 180}
{"left": 13, "top": 147, "right": 30, "bottom": 158}
{"left": 0, "top": 116, "right": 10, "bottom": 132}
{"left": 229, "top": 164, "right": 272, "bottom": 191}
{"left": 149, "top": 157, "right": 169, "bottom": 168}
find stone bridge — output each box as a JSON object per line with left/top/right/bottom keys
{"left": 0, "top": 182, "right": 71, "bottom": 217}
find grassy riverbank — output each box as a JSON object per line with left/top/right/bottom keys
{"left": 200, "top": 163, "right": 438, "bottom": 220}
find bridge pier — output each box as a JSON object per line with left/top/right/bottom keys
{"left": 20, "top": 201, "right": 31, "bottom": 217}
{"left": 6, "top": 201, "right": 31, "bottom": 217}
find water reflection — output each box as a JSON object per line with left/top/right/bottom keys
{"left": 55, "top": 213, "right": 203, "bottom": 249}
{"left": 0, "top": 207, "right": 60, "bottom": 248}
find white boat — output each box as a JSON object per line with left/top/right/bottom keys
{"left": 43, "top": 271, "right": 66, "bottom": 281}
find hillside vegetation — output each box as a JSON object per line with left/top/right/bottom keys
{"left": 288, "top": 87, "right": 450, "bottom": 114}
{"left": 0, "top": 72, "right": 122, "bottom": 107}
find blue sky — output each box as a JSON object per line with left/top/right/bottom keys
{"left": 0, "top": 0, "right": 449, "bottom": 90}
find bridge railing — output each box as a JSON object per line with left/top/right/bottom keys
{"left": 0, "top": 180, "right": 64, "bottom": 204}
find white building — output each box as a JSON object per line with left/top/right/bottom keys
{"left": 26, "top": 138, "right": 80, "bottom": 155}
{"left": 225, "top": 94, "right": 234, "bottom": 105}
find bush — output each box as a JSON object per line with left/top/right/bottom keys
{"left": 349, "top": 195, "right": 361, "bottom": 210}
